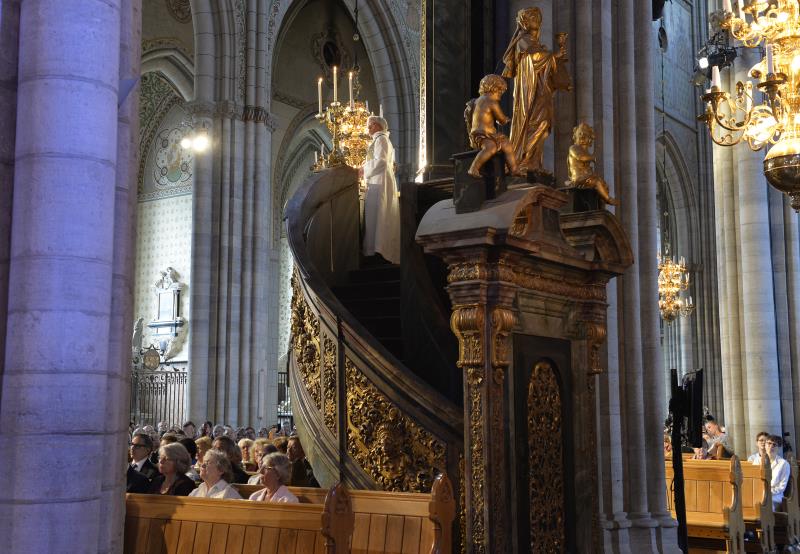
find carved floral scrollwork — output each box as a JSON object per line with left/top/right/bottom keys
{"left": 290, "top": 271, "right": 322, "bottom": 410}
{"left": 451, "top": 305, "right": 485, "bottom": 374}
{"left": 344, "top": 358, "right": 446, "bottom": 493}
{"left": 528, "top": 360, "right": 565, "bottom": 552}
{"left": 322, "top": 336, "right": 337, "bottom": 434}
{"left": 585, "top": 322, "right": 607, "bottom": 376}
{"left": 447, "top": 261, "right": 606, "bottom": 302}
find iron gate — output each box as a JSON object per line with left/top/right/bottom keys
{"left": 130, "top": 365, "right": 188, "bottom": 426}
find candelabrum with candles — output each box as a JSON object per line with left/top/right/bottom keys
{"left": 700, "top": 0, "right": 800, "bottom": 210}
{"left": 657, "top": 253, "right": 695, "bottom": 323}
{"left": 314, "top": 67, "right": 371, "bottom": 170}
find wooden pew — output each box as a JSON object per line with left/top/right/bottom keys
{"left": 233, "top": 473, "right": 455, "bottom": 554}
{"left": 124, "top": 482, "right": 353, "bottom": 554}
{"left": 775, "top": 454, "right": 800, "bottom": 551}
{"left": 665, "top": 455, "right": 746, "bottom": 553}
{"left": 740, "top": 456, "right": 776, "bottom": 553}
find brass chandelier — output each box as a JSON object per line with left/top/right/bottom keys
{"left": 313, "top": 0, "right": 371, "bottom": 170}
{"left": 314, "top": 67, "right": 371, "bottom": 169}
{"left": 658, "top": 251, "right": 695, "bottom": 323}
{"left": 699, "top": 0, "right": 800, "bottom": 210}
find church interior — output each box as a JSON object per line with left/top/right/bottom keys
{"left": 3, "top": 0, "right": 800, "bottom": 552}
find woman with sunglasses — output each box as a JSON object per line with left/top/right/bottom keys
{"left": 248, "top": 452, "right": 298, "bottom": 503}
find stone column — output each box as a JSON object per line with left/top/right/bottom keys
{"left": 785, "top": 203, "right": 800, "bottom": 442}
{"left": 769, "top": 188, "right": 797, "bottom": 441}
{"left": 187, "top": 0, "right": 216, "bottom": 424}
{"left": 711, "top": 58, "right": 748, "bottom": 450}
{"left": 617, "top": 0, "right": 658, "bottom": 549}
{"left": 0, "top": 0, "right": 19, "bottom": 378}
{"left": 0, "top": 0, "right": 121, "bottom": 550}
{"left": 97, "top": 0, "right": 141, "bottom": 552}
{"left": 447, "top": 251, "right": 515, "bottom": 554}
{"left": 734, "top": 51, "right": 781, "bottom": 440}
{"left": 634, "top": 3, "right": 678, "bottom": 550}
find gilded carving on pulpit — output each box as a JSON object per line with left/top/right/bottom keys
{"left": 322, "top": 336, "right": 337, "bottom": 434}
{"left": 290, "top": 271, "right": 322, "bottom": 410}
{"left": 566, "top": 123, "right": 619, "bottom": 206}
{"left": 344, "top": 359, "right": 447, "bottom": 493}
{"left": 528, "top": 360, "right": 565, "bottom": 552}
{"left": 502, "top": 7, "right": 571, "bottom": 173}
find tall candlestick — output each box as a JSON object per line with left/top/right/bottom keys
{"left": 711, "top": 65, "right": 721, "bottom": 89}
{"left": 723, "top": 0, "right": 732, "bottom": 12}
{"left": 379, "top": 104, "right": 383, "bottom": 118}
{"left": 766, "top": 44, "right": 774, "bottom": 74}
{"left": 348, "top": 71, "right": 354, "bottom": 109}
{"left": 317, "top": 77, "right": 323, "bottom": 115}
{"left": 333, "top": 66, "right": 338, "bottom": 103}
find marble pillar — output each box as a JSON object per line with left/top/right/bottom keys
{"left": 735, "top": 51, "right": 781, "bottom": 441}
{"left": 0, "top": 0, "right": 19, "bottom": 383}
{"left": 617, "top": 0, "right": 657, "bottom": 548}
{"left": 0, "top": 0, "right": 121, "bottom": 550}
{"left": 97, "top": 1, "right": 141, "bottom": 551}
{"left": 634, "top": 3, "right": 677, "bottom": 549}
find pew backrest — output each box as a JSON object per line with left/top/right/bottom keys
{"left": 234, "top": 474, "right": 456, "bottom": 554}
{"left": 124, "top": 482, "right": 354, "bottom": 554}
{"left": 665, "top": 455, "right": 746, "bottom": 553}
{"left": 780, "top": 454, "right": 800, "bottom": 547}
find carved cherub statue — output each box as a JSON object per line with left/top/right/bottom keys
{"left": 566, "top": 122, "right": 618, "bottom": 206}
{"left": 466, "top": 74, "right": 521, "bottom": 178}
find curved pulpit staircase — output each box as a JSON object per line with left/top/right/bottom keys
{"left": 285, "top": 166, "right": 464, "bottom": 494}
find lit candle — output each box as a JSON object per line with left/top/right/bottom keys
{"left": 766, "top": 44, "right": 774, "bottom": 75}
{"left": 317, "top": 77, "right": 323, "bottom": 115}
{"left": 723, "top": 0, "right": 732, "bottom": 12}
{"left": 745, "top": 82, "right": 752, "bottom": 112}
{"left": 379, "top": 104, "right": 383, "bottom": 118}
{"left": 366, "top": 100, "right": 370, "bottom": 113}
{"left": 333, "top": 66, "right": 338, "bottom": 103}
{"left": 348, "top": 71, "right": 354, "bottom": 109}
{"left": 737, "top": 0, "right": 744, "bottom": 12}
{"left": 321, "top": 144, "right": 325, "bottom": 157}
{"left": 711, "top": 65, "right": 721, "bottom": 89}
{"left": 314, "top": 151, "right": 318, "bottom": 164}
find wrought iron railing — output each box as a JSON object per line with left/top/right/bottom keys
{"left": 130, "top": 364, "right": 188, "bottom": 426}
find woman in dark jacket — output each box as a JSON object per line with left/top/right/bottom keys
{"left": 148, "top": 443, "right": 196, "bottom": 496}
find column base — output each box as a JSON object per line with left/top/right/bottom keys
{"left": 601, "top": 512, "right": 633, "bottom": 554}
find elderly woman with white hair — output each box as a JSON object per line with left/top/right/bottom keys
{"left": 189, "top": 449, "right": 242, "bottom": 499}
{"left": 358, "top": 115, "right": 400, "bottom": 264}
{"left": 248, "top": 452, "right": 298, "bottom": 503}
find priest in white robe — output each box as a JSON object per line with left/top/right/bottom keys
{"left": 359, "top": 116, "right": 400, "bottom": 264}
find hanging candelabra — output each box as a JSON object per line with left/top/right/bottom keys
{"left": 658, "top": 251, "right": 695, "bottom": 323}
{"left": 314, "top": 67, "right": 371, "bottom": 170}
{"left": 699, "top": 0, "right": 800, "bottom": 210}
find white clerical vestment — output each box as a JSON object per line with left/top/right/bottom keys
{"left": 362, "top": 131, "right": 400, "bottom": 264}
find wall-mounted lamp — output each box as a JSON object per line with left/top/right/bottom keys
{"left": 180, "top": 121, "right": 211, "bottom": 153}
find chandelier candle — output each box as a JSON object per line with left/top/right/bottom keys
{"left": 318, "top": 77, "right": 323, "bottom": 115}
{"left": 333, "top": 66, "right": 338, "bottom": 103}
{"left": 349, "top": 72, "right": 354, "bottom": 109}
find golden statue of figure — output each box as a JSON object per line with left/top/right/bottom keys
{"left": 502, "top": 7, "right": 571, "bottom": 173}
{"left": 566, "top": 122, "right": 618, "bottom": 206}
{"left": 465, "top": 74, "right": 521, "bottom": 178}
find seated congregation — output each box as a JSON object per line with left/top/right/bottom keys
{"left": 124, "top": 421, "right": 455, "bottom": 554}
{"left": 662, "top": 414, "right": 800, "bottom": 553}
